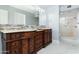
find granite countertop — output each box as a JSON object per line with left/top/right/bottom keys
{"left": 0, "top": 29, "right": 36, "bottom": 33}
{"left": 0, "top": 29, "right": 45, "bottom": 33}
{"left": 0, "top": 28, "right": 51, "bottom": 33}
{"left": 0, "top": 24, "right": 51, "bottom": 33}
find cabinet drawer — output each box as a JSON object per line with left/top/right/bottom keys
{"left": 11, "top": 33, "right": 16, "bottom": 39}
{"left": 6, "top": 33, "right": 11, "bottom": 40}
{"left": 10, "top": 33, "right": 25, "bottom": 39}
{"left": 24, "top": 32, "right": 31, "bottom": 38}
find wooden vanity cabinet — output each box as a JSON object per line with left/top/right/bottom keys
{"left": 43, "top": 29, "right": 52, "bottom": 47}
{"left": 6, "top": 32, "right": 28, "bottom": 54}
{"left": 5, "top": 29, "right": 52, "bottom": 54}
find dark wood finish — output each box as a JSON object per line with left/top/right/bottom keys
{"left": 5, "top": 29, "right": 52, "bottom": 54}
{"left": 28, "top": 37, "right": 35, "bottom": 54}
{"left": 34, "top": 31, "right": 43, "bottom": 52}
{"left": 6, "top": 40, "right": 21, "bottom": 54}
{"left": 43, "top": 29, "right": 52, "bottom": 47}
{"left": 21, "top": 38, "right": 29, "bottom": 54}
{"left": 23, "top": 32, "right": 35, "bottom": 54}
{"left": 48, "top": 29, "right": 52, "bottom": 43}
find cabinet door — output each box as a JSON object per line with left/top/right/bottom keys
{"left": 6, "top": 41, "right": 21, "bottom": 54}
{"left": 21, "top": 39, "right": 29, "bottom": 54}
{"left": 6, "top": 42, "right": 11, "bottom": 54}
{"left": 35, "top": 31, "right": 43, "bottom": 51}
{"left": 11, "top": 41, "right": 21, "bottom": 54}
{"left": 48, "top": 29, "right": 52, "bottom": 43}
{"left": 28, "top": 37, "right": 35, "bottom": 54}
{"left": 43, "top": 29, "right": 52, "bottom": 47}
{"left": 44, "top": 30, "right": 49, "bottom": 44}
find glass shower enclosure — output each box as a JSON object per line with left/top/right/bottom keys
{"left": 59, "top": 5, "right": 79, "bottom": 44}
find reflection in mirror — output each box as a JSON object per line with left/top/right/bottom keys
{"left": 14, "top": 12, "right": 26, "bottom": 25}
{"left": 0, "top": 9, "right": 8, "bottom": 24}
{"left": 0, "top": 5, "right": 39, "bottom": 26}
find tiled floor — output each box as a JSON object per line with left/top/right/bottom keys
{"left": 37, "top": 39, "right": 79, "bottom": 54}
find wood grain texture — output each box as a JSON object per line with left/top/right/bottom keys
{"left": 5, "top": 29, "right": 52, "bottom": 54}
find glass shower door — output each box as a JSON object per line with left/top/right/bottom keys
{"left": 60, "top": 16, "right": 76, "bottom": 40}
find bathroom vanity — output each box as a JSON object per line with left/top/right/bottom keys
{"left": 0, "top": 25, "right": 52, "bottom": 54}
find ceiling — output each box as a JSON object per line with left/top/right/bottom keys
{"left": 38, "top": 5, "right": 53, "bottom": 9}
{"left": 11, "top": 5, "right": 42, "bottom": 14}
{"left": 11, "top": 5, "right": 54, "bottom": 14}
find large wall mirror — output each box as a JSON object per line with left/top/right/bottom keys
{"left": 0, "top": 5, "right": 39, "bottom": 26}
{"left": 0, "top": 9, "right": 8, "bottom": 24}
{"left": 14, "top": 12, "right": 26, "bottom": 25}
